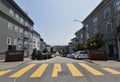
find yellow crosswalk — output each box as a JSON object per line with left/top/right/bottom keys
{"left": 67, "top": 63, "right": 83, "bottom": 76}
{"left": 52, "top": 64, "right": 61, "bottom": 77}
{"left": 30, "top": 64, "right": 48, "bottom": 78}
{"left": 9, "top": 64, "right": 36, "bottom": 78}
{"left": 79, "top": 63, "right": 104, "bottom": 76}
{"left": 102, "top": 68, "right": 120, "bottom": 74}
{"left": 0, "top": 63, "right": 120, "bottom": 78}
{"left": 0, "top": 70, "right": 12, "bottom": 76}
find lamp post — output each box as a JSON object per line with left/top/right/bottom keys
{"left": 74, "top": 19, "right": 86, "bottom": 50}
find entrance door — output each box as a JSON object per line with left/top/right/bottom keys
{"left": 108, "top": 44, "right": 114, "bottom": 58}
{"left": 24, "top": 49, "right": 28, "bottom": 57}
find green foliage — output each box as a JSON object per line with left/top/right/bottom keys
{"left": 61, "top": 49, "right": 68, "bottom": 57}
{"left": 36, "top": 50, "right": 42, "bottom": 60}
{"left": 42, "top": 48, "right": 48, "bottom": 53}
{"left": 86, "top": 33, "right": 104, "bottom": 50}
{"left": 72, "top": 42, "right": 85, "bottom": 52}
{"left": 31, "top": 48, "right": 37, "bottom": 60}
{"left": 50, "top": 47, "right": 53, "bottom": 53}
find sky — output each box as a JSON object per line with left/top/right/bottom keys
{"left": 14, "top": 0, "right": 102, "bottom": 46}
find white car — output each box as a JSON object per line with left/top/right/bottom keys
{"left": 75, "top": 51, "right": 88, "bottom": 59}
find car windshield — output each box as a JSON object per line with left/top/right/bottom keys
{"left": 80, "top": 52, "right": 87, "bottom": 54}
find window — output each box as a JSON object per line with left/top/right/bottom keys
{"left": 24, "top": 31, "right": 28, "bottom": 35}
{"left": 14, "top": 25, "right": 18, "bottom": 32}
{"left": 18, "top": 40, "right": 22, "bottom": 47}
{"left": 7, "top": 37, "right": 12, "bottom": 45}
{"left": 85, "top": 24, "right": 88, "bottom": 31}
{"left": 8, "top": 22, "right": 13, "bottom": 30}
{"left": 20, "top": 17, "right": 24, "bottom": 25}
{"left": 19, "top": 28, "right": 23, "bottom": 35}
{"left": 25, "top": 21, "right": 29, "bottom": 26}
{"left": 93, "top": 17, "right": 98, "bottom": 26}
{"left": 106, "top": 22, "right": 113, "bottom": 33}
{"left": 15, "top": 14, "right": 19, "bottom": 21}
{"left": 104, "top": 7, "right": 111, "bottom": 18}
{"left": 86, "top": 33, "right": 89, "bottom": 39}
{"left": 94, "top": 27, "right": 99, "bottom": 34}
{"left": 117, "top": 18, "right": 120, "bottom": 26}
{"left": 9, "top": 9, "right": 14, "bottom": 16}
{"left": 80, "top": 33, "right": 83, "bottom": 39}
{"left": 14, "top": 38, "right": 17, "bottom": 45}
{"left": 115, "top": 0, "right": 120, "bottom": 12}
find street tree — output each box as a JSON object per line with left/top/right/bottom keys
{"left": 86, "top": 33, "right": 104, "bottom": 50}
{"left": 72, "top": 42, "right": 85, "bottom": 52}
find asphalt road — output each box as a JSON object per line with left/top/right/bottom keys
{"left": 0, "top": 56, "right": 120, "bottom": 82}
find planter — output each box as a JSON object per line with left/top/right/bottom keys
{"left": 87, "top": 50, "right": 107, "bottom": 60}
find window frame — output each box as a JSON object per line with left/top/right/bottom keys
{"left": 18, "top": 40, "right": 23, "bottom": 48}
{"left": 106, "top": 22, "right": 113, "bottom": 33}
{"left": 104, "top": 7, "right": 111, "bottom": 18}
{"left": 93, "top": 17, "right": 98, "bottom": 26}
{"left": 15, "top": 13, "right": 19, "bottom": 21}
{"left": 9, "top": 9, "right": 14, "bottom": 17}
{"left": 14, "top": 38, "right": 18, "bottom": 46}
{"left": 7, "top": 37, "right": 12, "bottom": 45}
{"left": 14, "top": 25, "right": 19, "bottom": 32}
{"left": 8, "top": 22, "right": 13, "bottom": 30}
{"left": 115, "top": 0, "right": 120, "bottom": 12}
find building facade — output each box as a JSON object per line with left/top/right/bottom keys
{"left": 40, "top": 38, "right": 47, "bottom": 52}
{"left": 32, "top": 30, "right": 41, "bottom": 52}
{"left": 75, "top": 28, "right": 84, "bottom": 44}
{"left": 75, "top": 0, "right": 120, "bottom": 60}
{"left": 0, "top": 0, "right": 34, "bottom": 57}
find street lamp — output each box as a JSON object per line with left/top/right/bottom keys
{"left": 74, "top": 20, "right": 84, "bottom": 26}
{"left": 74, "top": 20, "right": 82, "bottom": 23}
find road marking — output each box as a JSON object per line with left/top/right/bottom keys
{"left": 52, "top": 64, "right": 61, "bottom": 77}
{"left": 102, "top": 68, "right": 120, "bottom": 74}
{"left": 30, "top": 64, "right": 48, "bottom": 78}
{"left": 0, "top": 70, "right": 12, "bottom": 76}
{"left": 79, "top": 63, "right": 104, "bottom": 76}
{"left": 67, "top": 63, "right": 83, "bottom": 76}
{"left": 9, "top": 64, "right": 36, "bottom": 78}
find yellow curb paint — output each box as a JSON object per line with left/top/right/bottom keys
{"left": 79, "top": 63, "right": 104, "bottom": 76}
{"left": 52, "top": 64, "right": 61, "bottom": 77}
{"left": 102, "top": 68, "right": 120, "bottom": 74}
{"left": 30, "top": 64, "right": 48, "bottom": 78}
{"left": 0, "top": 70, "right": 12, "bottom": 76}
{"left": 9, "top": 64, "right": 36, "bottom": 78}
{"left": 67, "top": 63, "right": 83, "bottom": 76}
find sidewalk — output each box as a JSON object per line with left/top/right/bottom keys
{"left": 0, "top": 58, "right": 31, "bottom": 70}
{"left": 87, "top": 60, "right": 120, "bottom": 68}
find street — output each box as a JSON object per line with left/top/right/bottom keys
{"left": 0, "top": 56, "right": 120, "bottom": 82}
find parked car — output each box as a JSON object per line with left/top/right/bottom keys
{"left": 75, "top": 51, "right": 88, "bottom": 59}
{"left": 66, "top": 54, "right": 71, "bottom": 58}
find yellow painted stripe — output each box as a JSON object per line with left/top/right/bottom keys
{"left": 30, "top": 64, "right": 48, "bottom": 78}
{"left": 67, "top": 63, "right": 83, "bottom": 76}
{"left": 9, "top": 64, "right": 36, "bottom": 78}
{"left": 52, "top": 64, "right": 61, "bottom": 77}
{"left": 0, "top": 70, "right": 12, "bottom": 76}
{"left": 102, "top": 68, "right": 120, "bottom": 74}
{"left": 79, "top": 63, "right": 104, "bottom": 76}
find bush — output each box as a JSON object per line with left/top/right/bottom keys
{"left": 31, "top": 48, "right": 37, "bottom": 60}
{"left": 36, "top": 50, "right": 42, "bottom": 60}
